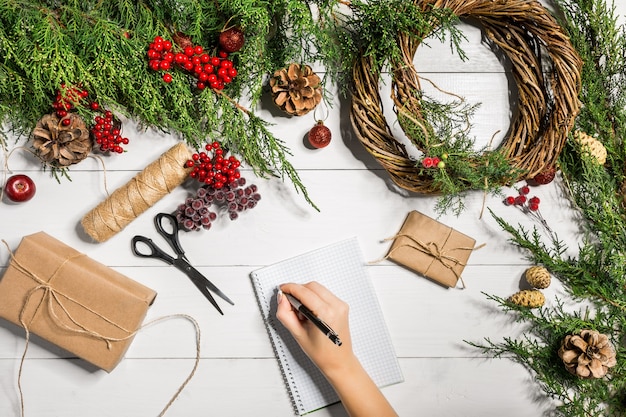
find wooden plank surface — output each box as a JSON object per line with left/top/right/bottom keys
{"left": 0, "top": 2, "right": 623, "bottom": 416}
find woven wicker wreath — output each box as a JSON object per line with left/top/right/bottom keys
{"left": 350, "top": 0, "right": 583, "bottom": 194}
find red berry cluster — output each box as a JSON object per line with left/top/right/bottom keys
{"left": 421, "top": 154, "right": 447, "bottom": 169}
{"left": 185, "top": 141, "right": 241, "bottom": 188}
{"left": 504, "top": 183, "right": 552, "bottom": 234}
{"left": 91, "top": 111, "right": 129, "bottom": 153}
{"left": 51, "top": 84, "right": 129, "bottom": 154}
{"left": 52, "top": 85, "right": 89, "bottom": 126}
{"left": 504, "top": 185, "right": 541, "bottom": 211}
{"left": 147, "top": 35, "right": 238, "bottom": 90}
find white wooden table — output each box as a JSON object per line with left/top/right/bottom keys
{"left": 1, "top": 4, "right": 623, "bottom": 415}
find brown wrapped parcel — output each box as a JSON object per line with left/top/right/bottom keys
{"left": 0, "top": 232, "right": 157, "bottom": 371}
{"left": 386, "top": 210, "right": 481, "bottom": 288}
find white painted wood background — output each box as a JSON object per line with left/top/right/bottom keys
{"left": 1, "top": 3, "right": 623, "bottom": 416}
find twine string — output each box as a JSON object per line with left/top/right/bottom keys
{"left": 372, "top": 233, "right": 485, "bottom": 288}
{"left": 81, "top": 143, "right": 192, "bottom": 243}
{"left": 1, "top": 240, "right": 200, "bottom": 417}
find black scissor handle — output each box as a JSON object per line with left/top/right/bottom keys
{"left": 154, "top": 213, "right": 185, "bottom": 256}
{"left": 131, "top": 235, "right": 175, "bottom": 264}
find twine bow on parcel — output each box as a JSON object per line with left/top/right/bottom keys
{"left": 376, "top": 233, "right": 485, "bottom": 288}
{"left": 2, "top": 240, "right": 201, "bottom": 417}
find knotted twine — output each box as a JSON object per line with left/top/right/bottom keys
{"left": 1, "top": 240, "right": 200, "bottom": 417}
{"left": 372, "top": 233, "right": 485, "bottom": 288}
{"left": 81, "top": 142, "right": 192, "bottom": 242}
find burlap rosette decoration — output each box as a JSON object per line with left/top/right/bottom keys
{"left": 270, "top": 63, "right": 322, "bottom": 116}
{"left": 558, "top": 329, "right": 617, "bottom": 379}
{"left": 32, "top": 112, "right": 92, "bottom": 166}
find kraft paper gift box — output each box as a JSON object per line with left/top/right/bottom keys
{"left": 0, "top": 232, "right": 157, "bottom": 372}
{"left": 386, "top": 210, "right": 481, "bottom": 288}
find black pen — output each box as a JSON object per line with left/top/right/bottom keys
{"left": 282, "top": 291, "right": 342, "bottom": 346}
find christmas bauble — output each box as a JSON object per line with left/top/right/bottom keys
{"left": 219, "top": 27, "right": 245, "bottom": 53}
{"left": 308, "top": 121, "right": 331, "bottom": 148}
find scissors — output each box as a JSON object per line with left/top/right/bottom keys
{"left": 131, "top": 212, "right": 234, "bottom": 315}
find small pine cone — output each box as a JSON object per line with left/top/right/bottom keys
{"left": 270, "top": 63, "right": 322, "bottom": 116}
{"left": 558, "top": 329, "right": 617, "bottom": 379}
{"left": 32, "top": 113, "right": 92, "bottom": 166}
{"left": 573, "top": 130, "right": 607, "bottom": 165}
{"left": 508, "top": 289, "right": 545, "bottom": 308}
{"left": 524, "top": 266, "right": 551, "bottom": 289}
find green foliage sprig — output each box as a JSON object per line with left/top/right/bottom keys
{"left": 476, "top": 1, "right": 626, "bottom": 415}
{"left": 0, "top": 0, "right": 354, "bottom": 208}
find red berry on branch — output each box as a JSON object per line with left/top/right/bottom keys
{"left": 163, "top": 73, "right": 173, "bottom": 83}
{"left": 515, "top": 195, "right": 527, "bottom": 205}
{"left": 505, "top": 196, "right": 515, "bottom": 205}
{"left": 519, "top": 185, "right": 530, "bottom": 195}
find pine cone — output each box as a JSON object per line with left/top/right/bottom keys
{"left": 270, "top": 63, "right": 322, "bottom": 116}
{"left": 573, "top": 130, "right": 607, "bottom": 165}
{"left": 558, "top": 329, "right": 617, "bottom": 378}
{"left": 508, "top": 289, "right": 545, "bottom": 308}
{"left": 524, "top": 266, "right": 551, "bottom": 289}
{"left": 32, "top": 113, "right": 92, "bottom": 166}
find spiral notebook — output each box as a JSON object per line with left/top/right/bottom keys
{"left": 250, "top": 237, "right": 403, "bottom": 415}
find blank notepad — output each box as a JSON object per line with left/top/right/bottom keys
{"left": 250, "top": 237, "right": 403, "bottom": 415}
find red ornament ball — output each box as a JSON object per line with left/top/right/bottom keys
{"left": 533, "top": 167, "right": 556, "bottom": 185}
{"left": 308, "top": 121, "right": 331, "bottom": 149}
{"left": 218, "top": 27, "right": 245, "bottom": 53}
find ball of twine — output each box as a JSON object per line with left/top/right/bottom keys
{"left": 350, "top": 0, "right": 583, "bottom": 194}
{"left": 81, "top": 142, "right": 192, "bottom": 242}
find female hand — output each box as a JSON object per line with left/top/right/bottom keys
{"left": 276, "top": 281, "right": 357, "bottom": 377}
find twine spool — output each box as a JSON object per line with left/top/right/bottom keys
{"left": 81, "top": 142, "right": 192, "bottom": 242}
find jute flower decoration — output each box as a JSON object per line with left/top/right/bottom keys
{"left": 32, "top": 113, "right": 92, "bottom": 167}
{"left": 350, "top": 0, "right": 583, "bottom": 194}
{"left": 270, "top": 63, "right": 322, "bottom": 116}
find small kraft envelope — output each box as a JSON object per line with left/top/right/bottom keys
{"left": 0, "top": 232, "right": 157, "bottom": 371}
{"left": 386, "top": 210, "right": 483, "bottom": 288}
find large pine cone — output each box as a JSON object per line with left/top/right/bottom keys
{"left": 32, "top": 113, "right": 92, "bottom": 166}
{"left": 558, "top": 329, "right": 617, "bottom": 379}
{"left": 270, "top": 63, "right": 322, "bottom": 116}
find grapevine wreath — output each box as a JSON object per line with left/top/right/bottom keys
{"left": 350, "top": 0, "right": 583, "bottom": 196}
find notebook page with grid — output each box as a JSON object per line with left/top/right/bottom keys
{"left": 250, "top": 237, "right": 403, "bottom": 415}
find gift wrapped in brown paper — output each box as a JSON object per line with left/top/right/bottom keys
{"left": 385, "top": 210, "right": 483, "bottom": 288}
{"left": 0, "top": 232, "right": 157, "bottom": 372}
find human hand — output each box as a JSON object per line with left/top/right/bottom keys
{"left": 276, "top": 282, "right": 357, "bottom": 377}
